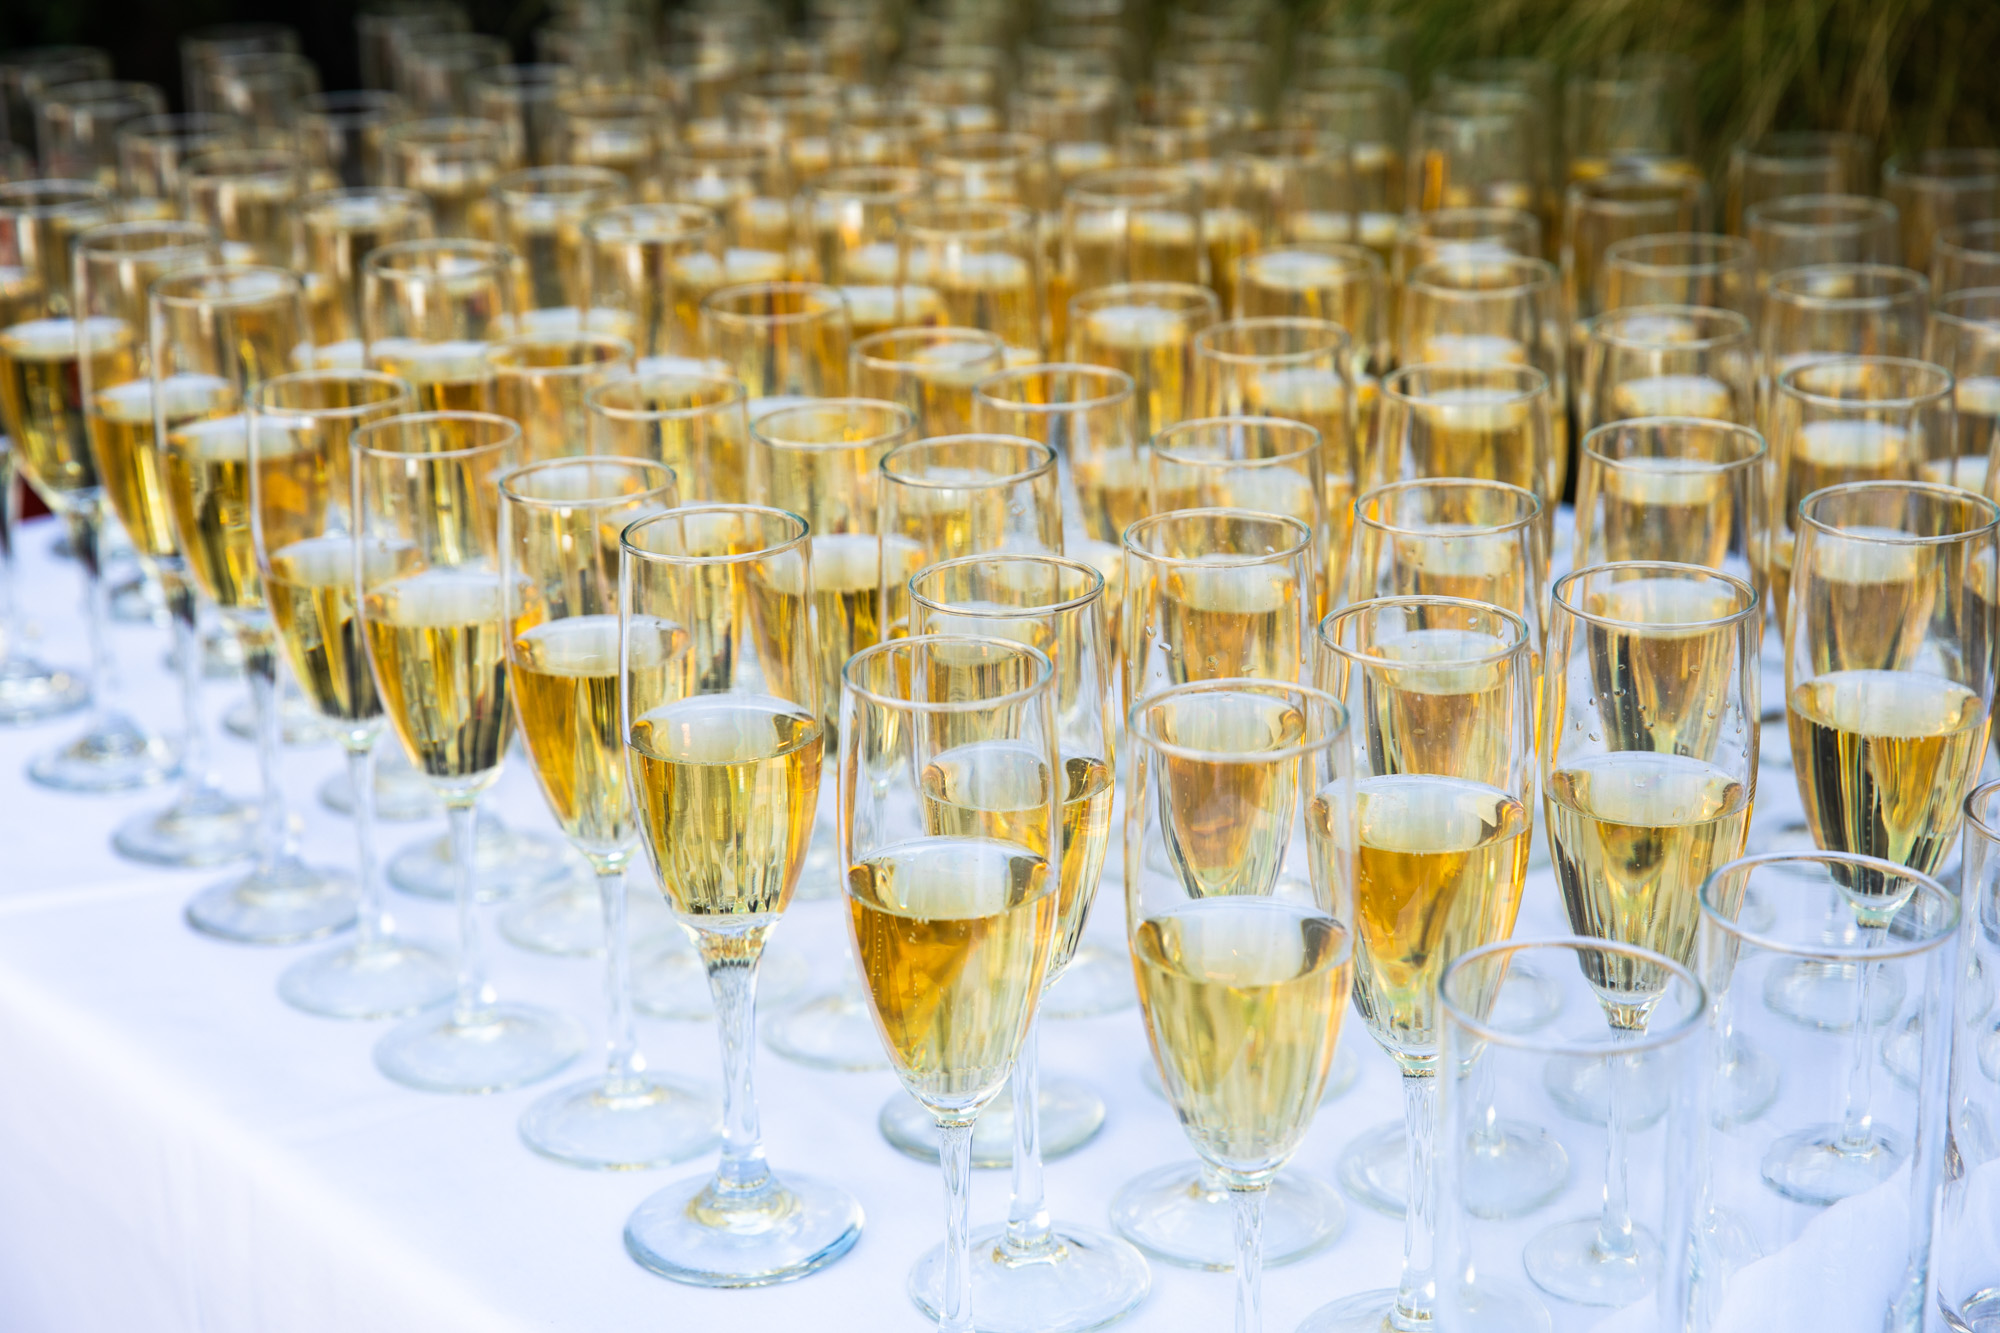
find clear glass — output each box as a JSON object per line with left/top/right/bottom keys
{"left": 1371, "top": 362, "right": 1557, "bottom": 517}
{"left": 1577, "top": 305, "right": 1756, "bottom": 432}
{"left": 180, "top": 146, "right": 309, "bottom": 266}
{"left": 1065, "top": 280, "right": 1218, "bottom": 440}
{"left": 618, "top": 503, "right": 863, "bottom": 1284}
{"left": 1922, "top": 290, "right": 2000, "bottom": 494}
{"left": 1745, "top": 194, "right": 1901, "bottom": 279}
{"left": 396, "top": 31, "right": 509, "bottom": 116}
{"left": 1194, "top": 316, "right": 1358, "bottom": 497}
{"left": 488, "top": 165, "right": 629, "bottom": 320}
{"left": 0, "top": 430, "right": 86, "bottom": 725}
{"left": 582, "top": 202, "right": 725, "bottom": 361}
{"left": 1883, "top": 147, "right": 2000, "bottom": 277}
{"left": 1390, "top": 207, "right": 1540, "bottom": 289}
{"left": 927, "top": 131, "right": 1053, "bottom": 211}
{"left": 880, "top": 434, "right": 1062, "bottom": 614}
{"left": 898, "top": 202, "right": 1047, "bottom": 361}
{"left": 34, "top": 80, "right": 168, "bottom": 187}
{"left": 484, "top": 330, "right": 634, "bottom": 462}
{"left": 181, "top": 23, "right": 298, "bottom": 113}
{"left": 249, "top": 368, "right": 451, "bottom": 1014}
{"left": 1931, "top": 217, "right": 2000, "bottom": 297}
{"left": 115, "top": 111, "right": 249, "bottom": 204}
{"left": 851, "top": 327, "right": 1008, "bottom": 436}
{"left": 383, "top": 116, "right": 517, "bottom": 238}
{"left": 551, "top": 92, "right": 671, "bottom": 201}
{"left": 698, "top": 281, "right": 853, "bottom": 402}
{"left": 1599, "top": 233, "right": 1758, "bottom": 322}
{"left": 1280, "top": 69, "right": 1409, "bottom": 256}
{"left": 499, "top": 456, "right": 722, "bottom": 1168}
{"left": 1760, "top": 265, "right": 1930, "bottom": 417}
{"left": 1127, "top": 678, "right": 1354, "bottom": 1333}
{"left": 355, "top": 409, "right": 584, "bottom": 1091}
{"left": 1573, "top": 418, "right": 1769, "bottom": 597}
{"left": 1231, "top": 244, "right": 1389, "bottom": 385}
{"left": 1939, "top": 787, "right": 2000, "bottom": 1333}
{"left": 587, "top": 371, "right": 749, "bottom": 503}
{"left": 1560, "top": 171, "right": 1712, "bottom": 337}
{"left": 293, "top": 186, "right": 435, "bottom": 357}
{"left": 661, "top": 134, "right": 798, "bottom": 296}
{"left": 361, "top": 236, "right": 515, "bottom": 411}
{"left": 804, "top": 165, "right": 934, "bottom": 337}
{"left": 200, "top": 52, "right": 320, "bottom": 140}
{"left": 1405, "top": 104, "right": 1538, "bottom": 217}
{"left": 1215, "top": 130, "right": 1356, "bottom": 301}
{"left": 1056, "top": 167, "right": 1204, "bottom": 341}
{"left": 355, "top": 6, "right": 468, "bottom": 95}
{"left": 0, "top": 47, "right": 112, "bottom": 157}
{"left": 1562, "top": 55, "right": 1698, "bottom": 181}
{"left": 297, "top": 90, "right": 410, "bottom": 190}
{"left": 1725, "top": 131, "right": 1876, "bottom": 233}
{"left": 469, "top": 64, "right": 576, "bottom": 170}
{"left": 1343, "top": 479, "right": 1548, "bottom": 647}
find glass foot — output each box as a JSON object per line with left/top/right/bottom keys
{"left": 318, "top": 758, "right": 440, "bottom": 821}
{"left": 373, "top": 1000, "right": 585, "bottom": 1094}
{"left": 388, "top": 814, "right": 575, "bottom": 902}
{"left": 909, "top": 1223, "right": 1150, "bottom": 1333}
{"left": 113, "top": 785, "right": 258, "bottom": 867}
{"left": 1108, "top": 1161, "right": 1342, "bottom": 1271}
{"left": 1523, "top": 1216, "right": 1661, "bottom": 1307}
{"left": 519, "top": 1072, "right": 722, "bottom": 1170}
{"left": 184, "top": 860, "right": 356, "bottom": 945}
{"left": 1142, "top": 1036, "right": 1360, "bottom": 1104}
{"left": 0, "top": 654, "right": 87, "bottom": 725}
{"left": 879, "top": 1078, "right": 1104, "bottom": 1167}
{"left": 633, "top": 937, "right": 810, "bottom": 1020}
{"left": 624, "top": 1171, "right": 863, "bottom": 1287}
{"left": 1763, "top": 956, "right": 1907, "bottom": 1031}
{"left": 1335, "top": 1117, "right": 1568, "bottom": 1220}
{"left": 1040, "top": 943, "right": 1136, "bottom": 1019}
{"left": 278, "top": 936, "right": 454, "bottom": 1019}
{"left": 763, "top": 986, "right": 893, "bottom": 1071}
{"left": 1544, "top": 1051, "right": 1670, "bottom": 1128}
{"left": 28, "top": 712, "right": 177, "bottom": 792}
{"left": 224, "top": 688, "right": 339, "bottom": 747}
{"left": 1300, "top": 1285, "right": 1552, "bottom": 1333}
{"left": 1488, "top": 962, "right": 1564, "bottom": 1033}
{"left": 1759, "top": 1125, "right": 1908, "bottom": 1205}
{"left": 499, "top": 876, "right": 677, "bottom": 957}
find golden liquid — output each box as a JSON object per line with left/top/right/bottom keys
{"left": 1154, "top": 559, "right": 1301, "bottom": 686}
{"left": 1204, "top": 206, "right": 1256, "bottom": 314}
{"left": 839, "top": 283, "right": 946, "bottom": 341}
{"left": 507, "top": 218, "right": 590, "bottom": 314}
{"left": 920, "top": 743, "right": 1114, "bottom": 975}
{"left": 1783, "top": 421, "right": 1915, "bottom": 533}
{"left": 1582, "top": 576, "right": 1743, "bottom": 757}
{"left": 367, "top": 339, "right": 495, "bottom": 412}
{"left": 268, "top": 535, "right": 419, "bottom": 725}
{"left": 1243, "top": 365, "right": 1357, "bottom": 479}
{"left": 908, "top": 250, "right": 1041, "bottom": 357}
{"left": 298, "top": 194, "right": 429, "bottom": 344}
{"left": 0, "top": 317, "right": 136, "bottom": 510}
{"left": 363, "top": 566, "right": 520, "bottom": 786}
{"left": 849, "top": 835, "right": 1057, "bottom": 1112}
{"left": 1237, "top": 248, "right": 1364, "bottom": 322}
{"left": 1133, "top": 899, "right": 1349, "bottom": 1175}
{"left": 628, "top": 693, "right": 824, "bottom": 923}
{"left": 1788, "top": 671, "right": 1988, "bottom": 876}
{"left": 1794, "top": 529, "right": 1938, "bottom": 675}
{"left": 1381, "top": 529, "right": 1530, "bottom": 611}
{"left": 1607, "top": 373, "right": 1737, "bottom": 423}
{"left": 1942, "top": 375, "right": 2000, "bottom": 495}
{"left": 1142, "top": 687, "right": 1306, "bottom": 900}
{"left": 1340, "top": 774, "right": 1529, "bottom": 1069}
{"left": 1064, "top": 211, "right": 1203, "bottom": 296}
{"left": 1593, "top": 459, "right": 1734, "bottom": 570}
{"left": 1075, "top": 451, "right": 1194, "bottom": 546}
{"left": 88, "top": 373, "right": 237, "bottom": 561}
{"left": 750, "top": 531, "right": 925, "bottom": 739}
{"left": 1415, "top": 333, "right": 1527, "bottom": 367}
{"left": 1352, "top": 627, "right": 1523, "bottom": 789}
{"left": 1073, "top": 302, "right": 1195, "bottom": 438}
{"left": 1389, "top": 387, "right": 1540, "bottom": 495}
{"left": 668, "top": 247, "right": 792, "bottom": 344}
{"left": 164, "top": 414, "right": 327, "bottom": 614}
{"left": 510, "top": 614, "right": 692, "bottom": 855}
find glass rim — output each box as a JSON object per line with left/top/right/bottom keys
{"left": 74, "top": 217, "right": 215, "bottom": 257}
{"left": 1122, "top": 505, "right": 1316, "bottom": 567}
{"left": 699, "top": 280, "right": 849, "bottom": 326}
{"left": 148, "top": 262, "right": 303, "bottom": 309}
{"left": 841, "top": 632, "right": 1055, "bottom": 713}
{"left": 1318, "top": 594, "right": 1532, "bottom": 667}
{"left": 34, "top": 78, "right": 160, "bottom": 110}
{"left": 381, "top": 115, "right": 510, "bottom": 146}
{"left": 1775, "top": 354, "right": 1954, "bottom": 410}
{"left": 880, "top": 433, "right": 1057, "bottom": 488}
{"left": 466, "top": 62, "right": 575, "bottom": 92}
{"left": 1440, "top": 937, "right": 1705, "bottom": 1054}
{"left": 1565, "top": 172, "right": 1707, "bottom": 215}
{"left": 0, "top": 178, "right": 110, "bottom": 215}
{"left": 583, "top": 201, "right": 719, "bottom": 244}
{"left": 1353, "top": 477, "right": 1543, "bottom": 535}
{"left": 1934, "top": 218, "right": 2000, "bottom": 260}
{"left": 620, "top": 501, "right": 809, "bottom": 567}
{"left": 1404, "top": 252, "right": 1558, "bottom": 298}
{"left": 1381, "top": 361, "right": 1551, "bottom": 405}
{"left": 1931, "top": 285, "right": 2000, "bottom": 329}
{"left": 362, "top": 236, "right": 513, "bottom": 277}
{"left": 1581, "top": 416, "right": 1767, "bottom": 470}
{"left": 483, "top": 330, "right": 634, "bottom": 372}
{"left": 1698, "top": 852, "right": 1959, "bottom": 958}
{"left": 552, "top": 90, "right": 670, "bottom": 121}
{"left": 928, "top": 129, "right": 1045, "bottom": 165}
{"left": 497, "top": 453, "right": 677, "bottom": 508}
{"left": 1550, "top": 560, "right": 1759, "bottom": 628}
{"left": 586, "top": 371, "right": 744, "bottom": 420}
{"left": 751, "top": 396, "right": 914, "bottom": 451}
{"left": 1398, "top": 204, "right": 1540, "bottom": 239}
{"left": 1963, "top": 776, "right": 2000, "bottom": 847}
{"left": 1152, "top": 415, "right": 1326, "bottom": 464}
{"left": 116, "top": 110, "right": 247, "bottom": 143}
{"left": 295, "top": 184, "right": 431, "bottom": 218}
{"left": 900, "top": 199, "right": 1036, "bottom": 238}
{"left": 1125, "top": 677, "right": 1349, "bottom": 763}
{"left": 1885, "top": 146, "right": 2000, "bottom": 186}
{"left": 299, "top": 88, "right": 407, "bottom": 117}
{"left": 351, "top": 409, "right": 523, "bottom": 461}
{"left": 1191, "top": 316, "right": 1352, "bottom": 366}
{"left": 907, "top": 552, "right": 1105, "bottom": 620}
{"left": 852, "top": 325, "right": 1008, "bottom": 370}
{"left": 808, "top": 164, "right": 929, "bottom": 201}
{"left": 1795, "top": 479, "right": 2000, "bottom": 545}
{"left": 1584, "top": 303, "right": 1753, "bottom": 350}
{"left": 1063, "top": 164, "right": 1196, "bottom": 207}
{"left": 253, "top": 368, "right": 413, "bottom": 417}
{"left": 1743, "top": 192, "right": 1898, "bottom": 236}
{"left": 1732, "top": 130, "right": 1872, "bottom": 164}
{"left": 1765, "top": 262, "right": 1928, "bottom": 307}
{"left": 973, "top": 362, "right": 1135, "bottom": 411}
{"left": 1068, "top": 281, "right": 1220, "bottom": 317}
{"left": 1239, "top": 241, "right": 1386, "bottom": 285}
{"left": 1601, "top": 230, "right": 1755, "bottom": 273}
{"left": 179, "top": 145, "right": 304, "bottom": 180}
{"left": 491, "top": 163, "right": 629, "bottom": 199}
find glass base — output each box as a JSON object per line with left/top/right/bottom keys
{"left": 908, "top": 1223, "right": 1150, "bottom": 1333}
{"left": 318, "top": 759, "right": 440, "bottom": 821}
{"left": 1108, "top": 1161, "right": 1343, "bottom": 1271}
{"left": 0, "top": 654, "right": 87, "bottom": 725}
{"left": 277, "top": 936, "right": 455, "bottom": 1019}
{"left": 519, "top": 1071, "right": 722, "bottom": 1170}
{"left": 1488, "top": 962, "right": 1564, "bottom": 1033}
{"left": 631, "top": 935, "right": 810, "bottom": 1020}
{"left": 1299, "top": 1285, "right": 1552, "bottom": 1333}
{"left": 498, "top": 876, "right": 677, "bottom": 957}
{"left": 879, "top": 1078, "right": 1105, "bottom": 1167}
{"left": 763, "top": 986, "right": 893, "bottom": 1071}
{"left": 1142, "top": 1037, "right": 1360, "bottom": 1104}
{"left": 224, "top": 689, "right": 340, "bottom": 747}
{"left": 1759, "top": 1125, "right": 1908, "bottom": 1205}
{"left": 1945, "top": 1287, "right": 2000, "bottom": 1333}
{"left": 1544, "top": 1052, "right": 1670, "bottom": 1128}
{"left": 1763, "top": 956, "right": 1907, "bottom": 1031}
{"left": 1334, "top": 1117, "right": 1568, "bottom": 1220}
{"left": 1523, "top": 1216, "right": 1661, "bottom": 1307}
{"left": 184, "top": 860, "right": 356, "bottom": 945}
{"left": 388, "top": 815, "right": 575, "bottom": 903}
{"left": 113, "top": 785, "right": 259, "bottom": 867}
{"left": 1040, "top": 943, "right": 1136, "bottom": 1020}
{"left": 373, "top": 999, "right": 585, "bottom": 1094}
{"left": 28, "top": 713, "right": 177, "bottom": 792}
{"left": 624, "top": 1171, "right": 863, "bottom": 1287}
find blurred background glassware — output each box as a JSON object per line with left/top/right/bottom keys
{"left": 294, "top": 186, "right": 435, "bottom": 361}
{"left": 397, "top": 31, "right": 509, "bottom": 117}
{"left": 484, "top": 330, "right": 633, "bottom": 468}
{"left": 383, "top": 116, "right": 517, "bottom": 239}
{"left": 0, "top": 46, "right": 112, "bottom": 157}
{"left": 1758, "top": 266, "right": 1930, "bottom": 423}
{"left": 1370, "top": 362, "right": 1558, "bottom": 528}
{"left": 1932, "top": 218, "right": 2000, "bottom": 296}
{"left": 34, "top": 80, "right": 168, "bottom": 187}
{"left": 1940, "top": 784, "right": 2000, "bottom": 1333}
{"left": 469, "top": 64, "right": 577, "bottom": 171}
{"left": 1572, "top": 418, "right": 1769, "bottom": 599}
{"left": 1391, "top": 206, "right": 1542, "bottom": 287}
{"left": 879, "top": 436, "right": 1063, "bottom": 613}
{"left": 583, "top": 202, "right": 726, "bottom": 362}
{"left": 851, "top": 327, "right": 1006, "bottom": 436}
{"left": 1560, "top": 170, "right": 1712, "bottom": 348}
{"left": 1882, "top": 147, "right": 2000, "bottom": 277}
{"left": 1232, "top": 243, "right": 1388, "bottom": 392}
{"left": 487, "top": 165, "right": 629, "bottom": 325}
{"left": 1745, "top": 194, "right": 1902, "bottom": 279}
{"left": 698, "top": 281, "right": 853, "bottom": 402}
{"left": 1920, "top": 288, "right": 2000, "bottom": 493}
{"left": 552, "top": 91, "right": 673, "bottom": 202}
{"left": 0, "top": 430, "right": 87, "bottom": 725}
{"left": 355, "top": 3, "right": 469, "bottom": 96}
{"left": 805, "top": 166, "right": 936, "bottom": 339}
{"left": 1406, "top": 102, "right": 1539, "bottom": 220}
{"left": 897, "top": 201, "right": 1045, "bottom": 362}
{"left": 115, "top": 112, "right": 249, "bottom": 210}
{"left": 1563, "top": 54, "right": 1699, "bottom": 184}
{"left": 1599, "top": 233, "right": 1758, "bottom": 323}
{"left": 1725, "top": 131, "right": 1876, "bottom": 233}
{"left": 200, "top": 51, "right": 321, "bottom": 140}
{"left": 179, "top": 147, "right": 308, "bottom": 267}
{"left": 1055, "top": 167, "right": 1204, "bottom": 344}
{"left": 1577, "top": 305, "right": 1757, "bottom": 433}
{"left": 1281, "top": 68, "right": 1409, "bottom": 258}
{"left": 179, "top": 21, "right": 298, "bottom": 115}
{"left": 297, "top": 91, "right": 410, "bottom": 191}
{"left": 1192, "top": 317, "right": 1357, "bottom": 513}
{"left": 360, "top": 236, "right": 514, "bottom": 414}
{"left": 587, "top": 371, "right": 749, "bottom": 505}
{"left": 1065, "top": 280, "right": 1218, "bottom": 442}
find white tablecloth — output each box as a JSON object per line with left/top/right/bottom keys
{"left": 0, "top": 514, "right": 1820, "bottom": 1333}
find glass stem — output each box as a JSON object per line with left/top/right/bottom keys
{"left": 1595, "top": 1036, "right": 1640, "bottom": 1261}
{"left": 1392, "top": 1071, "right": 1438, "bottom": 1330}
{"left": 1003, "top": 1014, "right": 1055, "bottom": 1258}
{"left": 705, "top": 938, "right": 772, "bottom": 1198}
{"left": 445, "top": 798, "right": 489, "bottom": 1026}
{"left": 939, "top": 1116, "right": 978, "bottom": 1333}
{"left": 71, "top": 503, "right": 115, "bottom": 721}
{"left": 597, "top": 857, "right": 641, "bottom": 1092}
{"left": 243, "top": 627, "right": 287, "bottom": 880}
{"left": 0, "top": 443, "right": 20, "bottom": 658}
{"left": 1228, "top": 1180, "right": 1268, "bottom": 1333}
{"left": 1197, "top": 1160, "right": 1230, "bottom": 1200}
{"left": 164, "top": 567, "right": 214, "bottom": 803}
{"left": 345, "top": 739, "right": 381, "bottom": 952}
{"left": 1836, "top": 927, "right": 1887, "bottom": 1152}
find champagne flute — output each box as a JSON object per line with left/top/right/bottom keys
{"left": 1194, "top": 316, "right": 1358, "bottom": 488}
{"left": 587, "top": 370, "right": 750, "bottom": 504}
{"left": 1371, "top": 363, "right": 1557, "bottom": 513}
{"left": 1531, "top": 560, "right": 1758, "bottom": 1304}
{"left": 897, "top": 201, "right": 1046, "bottom": 361}
{"left": 1281, "top": 68, "right": 1408, "bottom": 256}
{"left": 1922, "top": 289, "right": 2000, "bottom": 492}
{"left": 34, "top": 81, "right": 167, "bottom": 187}
{"left": 1559, "top": 170, "right": 1711, "bottom": 342}
{"left": 485, "top": 329, "right": 633, "bottom": 462}
{"left": 582, "top": 202, "right": 725, "bottom": 361}
{"left": 1056, "top": 169, "right": 1204, "bottom": 349}
{"left": 152, "top": 265, "right": 356, "bottom": 942}
{"left": 1129, "top": 678, "right": 1354, "bottom": 1333}
{"left": 1599, "top": 233, "right": 1757, "bottom": 321}
{"left": 383, "top": 116, "right": 517, "bottom": 239}
{"left": 1574, "top": 418, "right": 1769, "bottom": 593}
{"left": 487, "top": 164, "right": 629, "bottom": 321}
{"left": 75, "top": 220, "right": 253, "bottom": 864}
{"left": 1759, "top": 264, "right": 1929, "bottom": 422}
{"left": 842, "top": 633, "right": 1061, "bottom": 1331}
{"left": 500, "top": 456, "right": 723, "bottom": 1166}
{"left": 1, "top": 180, "right": 174, "bottom": 792}
{"left": 1299, "top": 597, "right": 1536, "bottom": 1333}
{"left": 619, "top": 503, "right": 864, "bottom": 1284}
{"left": 1725, "top": 132, "right": 1875, "bottom": 233}
{"left": 698, "top": 281, "right": 853, "bottom": 402}
{"left": 1067, "top": 280, "right": 1219, "bottom": 441}
{"left": 354, "top": 409, "right": 586, "bottom": 1091}
{"left": 1884, "top": 148, "right": 2000, "bottom": 276}
{"left": 292, "top": 186, "right": 434, "bottom": 363}
{"left": 852, "top": 327, "right": 1008, "bottom": 436}
{"left": 115, "top": 110, "right": 249, "bottom": 205}
{"left": 1343, "top": 478, "right": 1548, "bottom": 635}
{"left": 296, "top": 89, "right": 409, "bottom": 189}
{"left": 1745, "top": 194, "right": 1901, "bottom": 278}
{"left": 802, "top": 165, "right": 935, "bottom": 338}
{"left": 179, "top": 146, "right": 308, "bottom": 266}
{"left": 549, "top": 92, "right": 671, "bottom": 200}
{"left": 1577, "top": 305, "right": 1756, "bottom": 431}
{"left": 879, "top": 434, "right": 1064, "bottom": 621}
{"left": 0, "top": 424, "right": 85, "bottom": 724}
{"left": 1390, "top": 207, "right": 1541, "bottom": 286}
{"left": 1932, "top": 218, "right": 2000, "bottom": 296}
{"left": 251, "top": 369, "right": 453, "bottom": 1014}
